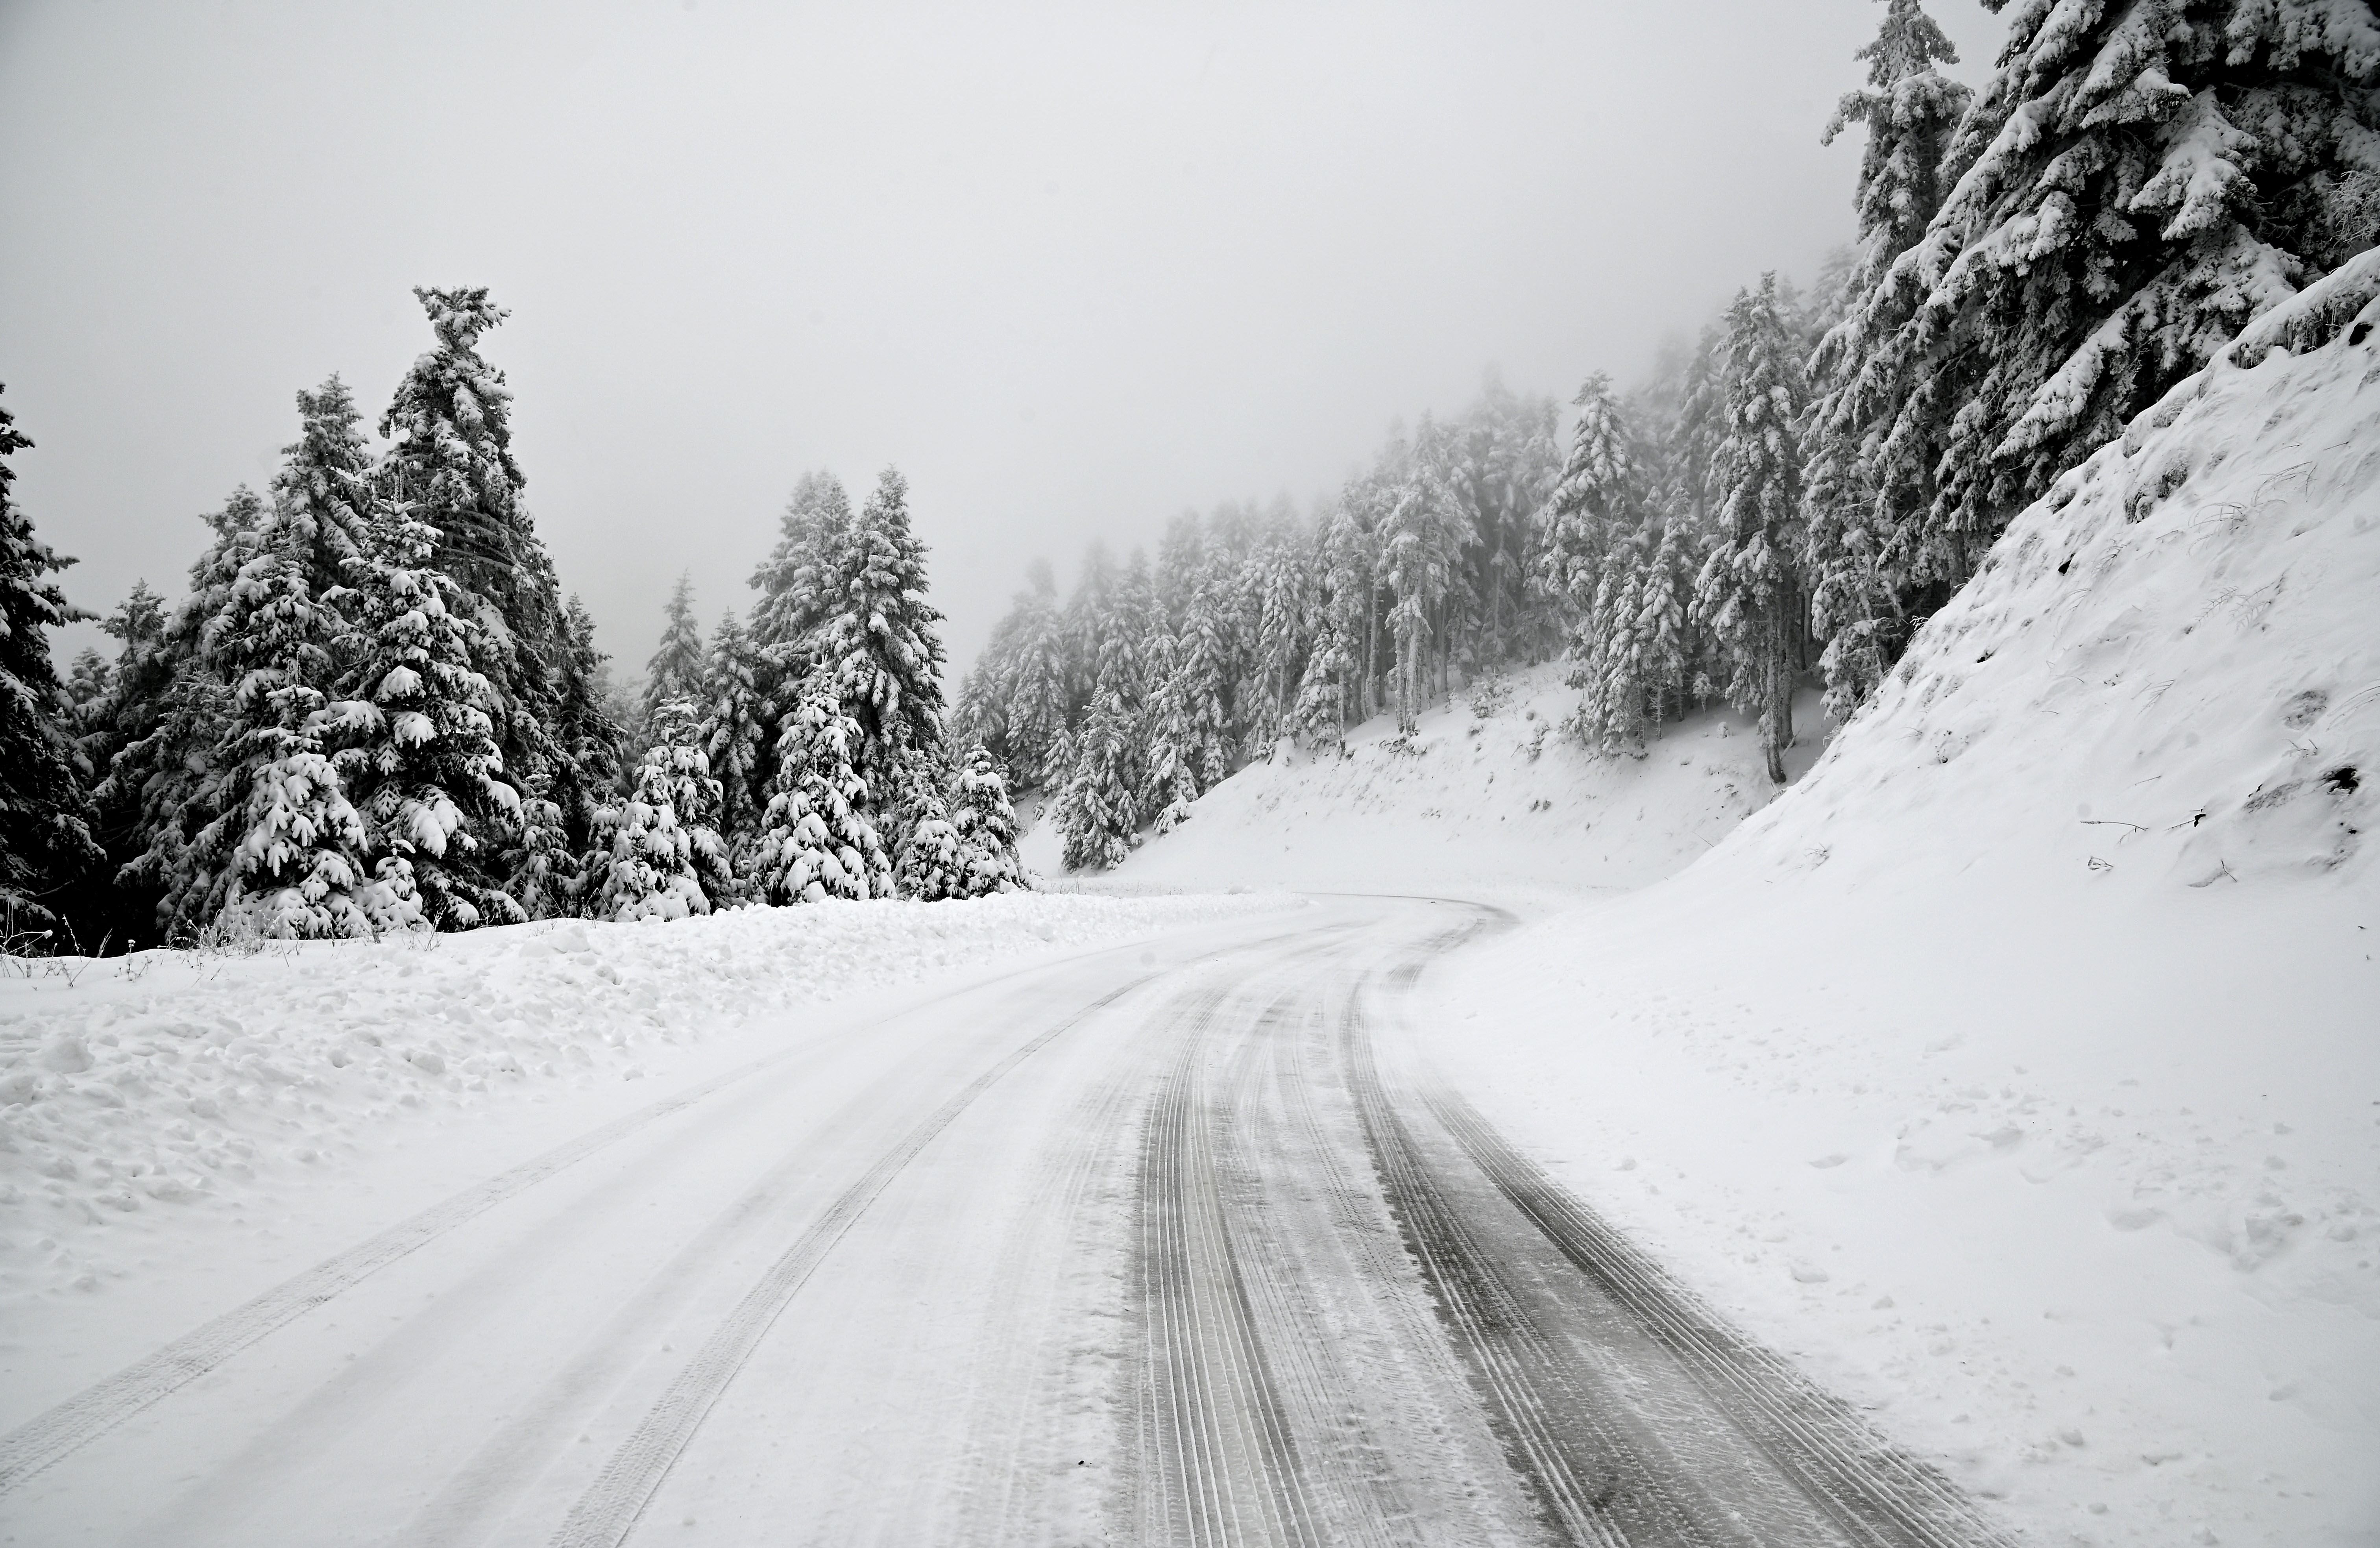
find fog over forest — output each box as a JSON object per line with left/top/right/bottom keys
{"left": 0, "top": 0, "right": 2002, "bottom": 683}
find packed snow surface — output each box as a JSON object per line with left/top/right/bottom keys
{"left": 0, "top": 892, "right": 1292, "bottom": 1306}
{"left": 1420, "top": 303, "right": 2380, "bottom": 1544}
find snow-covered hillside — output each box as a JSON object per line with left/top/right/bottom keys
{"left": 1040, "top": 662, "right": 1827, "bottom": 894}
{"left": 1419, "top": 285, "right": 2380, "bottom": 1545}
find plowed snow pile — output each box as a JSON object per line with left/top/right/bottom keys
{"left": 0, "top": 892, "right": 1290, "bottom": 1305}
{"left": 1425, "top": 290, "right": 2379, "bottom": 1545}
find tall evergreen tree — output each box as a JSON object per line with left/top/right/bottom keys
{"left": 1379, "top": 416, "right": 1467, "bottom": 732}
{"left": 590, "top": 696, "right": 723, "bottom": 921}
{"left": 1693, "top": 276, "right": 1809, "bottom": 785}
{"left": 0, "top": 385, "right": 102, "bottom": 932}
{"left": 815, "top": 467, "right": 948, "bottom": 821}
{"left": 948, "top": 745, "right": 1026, "bottom": 896}
{"left": 113, "top": 487, "right": 265, "bottom": 934}
{"left": 205, "top": 378, "right": 408, "bottom": 936}
{"left": 326, "top": 491, "right": 522, "bottom": 929}
{"left": 640, "top": 571, "right": 706, "bottom": 729}
{"left": 697, "top": 610, "right": 769, "bottom": 850}
{"left": 379, "top": 286, "right": 565, "bottom": 799}
{"left": 1806, "top": 0, "right": 1973, "bottom": 721}
{"left": 1538, "top": 374, "right": 1641, "bottom": 644}
{"left": 748, "top": 470, "right": 853, "bottom": 660}
{"left": 1054, "top": 687, "right": 1141, "bottom": 871}
{"left": 748, "top": 682, "right": 890, "bottom": 903}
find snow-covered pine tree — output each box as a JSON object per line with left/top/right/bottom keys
{"left": 697, "top": 610, "right": 768, "bottom": 854}
{"left": 1577, "top": 517, "right": 1698, "bottom": 756}
{"left": 590, "top": 696, "right": 722, "bottom": 921}
{"left": 76, "top": 581, "right": 174, "bottom": 939}
{"left": 1247, "top": 528, "right": 1308, "bottom": 756}
{"left": 1859, "top": 0, "right": 2380, "bottom": 587}
{"left": 748, "top": 680, "right": 891, "bottom": 903}
{"left": 1292, "top": 614, "right": 1355, "bottom": 751}
{"left": 1316, "top": 491, "right": 1383, "bottom": 723}
{"left": 890, "top": 747, "right": 961, "bottom": 901}
{"left": 1002, "top": 561, "right": 1074, "bottom": 789}
{"left": 379, "top": 286, "right": 565, "bottom": 808}
{"left": 1145, "top": 571, "right": 1232, "bottom": 812}
{"left": 208, "top": 377, "right": 419, "bottom": 937}
{"left": 0, "top": 385, "right": 102, "bottom": 932}
{"left": 1538, "top": 374, "right": 1640, "bottom": 647}
{"left": 815, "top": 467, "right": 948, "bottom": 833}
{"left": 639, "top": 572, "right": 706, "bottom": 733}
{"left": 525, "top": 595, "right": 624, "bottom": 916}
{"left": 1693, "top": 275, "right": 1809, "bottom": 785}
{"left": 1804, "top": 0, "right": 1972, "bottom": 721}
{"left": 326, "top": 491, "right": 523, "bottom": 929}
{"left": 1054, "top": 687, "right": 1140, "bottom": 871}
{"left": 112, "top": 487, "right": 265, "bottom": 935}
{"left": 748, "top": 470, "right": 853, "bottom": 661}
{"left": 1062, "top": 541, "right": 1118, "bottom": 724}
{"left": 948, "top": 744, "right": 1025, "bottom": 897}
{"left": 1379, "top": 416, "right": 1467, "bottom": 732}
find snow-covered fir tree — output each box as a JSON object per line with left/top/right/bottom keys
{"left": 1693, "top": 275, "right": 1808, "bottom": 785}
{"left": 957, "top": 559, "right": 1070, "bottom": 790}
{"left": 947, "top": 744, "right": 1025, "bottom": 897}
{"left": 209, "top": 378, "right": 418, "bottom": 937}
{"left": 748, "top": 470, "right": 853, "bottom": 662}
{"left": 326, "top": 491, "right": 522, "bottom": 929}
{"left": 0, "top": 385, "right": 102, "bottom": 931}
{"left": 1144, "top": 572, "right": 1232, "bottom": 816}
{"left": 1379, "top": 417, "right": 1467, "bottom": 732}
{"left": 890, "top": 749, "right": 961, "bottom": 901}
{"left": 112, "top": 487, "right": 265, "bottom": 935}
{"left": 590, "top": 696, "right": 723, "bottom": 922}
{"left": 1804, "top": 0, "right": 1972, "bottom": 720}
{"left": 519, "top": 595, "right": 623, "bottom": 917}
{"left": 378, "top": 286, "right": 565, "bottom": 799}
{"left": 748, "top": 681, "right": 890, "bottom": 903}
{"left": 697, "top": 610, "right": 768, "bottom": 852}
{"left": 815, "top": 466, "right": 948, "bottom": 819}
{"left": 1055, "top": 687, "right": 1141, "bottom": 871}
{"left": 639, "top": 572, "right": 706, "bottom": 731}
{"left": 1855, "top": 0, "right": 2380, "bottom": 588}
{"left": 1538, "top": 374, "right": 1640, "bottom": 643}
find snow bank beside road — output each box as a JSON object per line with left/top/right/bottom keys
{"left": 1423, "top": 305, "right": 2380, "bottom": 1545}
{"left": 0, "top": 892, "right": 1291, "bottom": 1303}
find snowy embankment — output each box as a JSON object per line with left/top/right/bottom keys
{"left": 1050, "top": 659, "right": 1826, "bottom": 894}
{"left": 1423, "top": 284, "right": 2380, "bottom": 1544}
{"left": 0, "top": 892, "right": 1290, "bottom": 1304}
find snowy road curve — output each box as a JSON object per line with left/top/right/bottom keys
{"left": 0, "top": 896, "right": 2008, "bottom": 1546}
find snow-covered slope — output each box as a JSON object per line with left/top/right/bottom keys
{"left": 1071, "top": 660, "right": 1826, "bottom": 894}
{"left": 1421, "top": 289, "right": 2380, "bottom": 1545}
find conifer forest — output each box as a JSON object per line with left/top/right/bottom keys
{"left": 9, "top": 0, "right": 2371, "bottom": 939}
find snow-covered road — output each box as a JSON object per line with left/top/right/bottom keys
{"left": 0, "top": 898, "right": 2009, "bottom": 1546}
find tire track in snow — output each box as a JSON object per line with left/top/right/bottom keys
{"left": 1134, "top": 985, "right": 1325, "bottom": 1548}
{"left": 1339, "top": 982, "right": 1710, "bottom": 1547}
{"left": 1419, "top": 1085, "right": 2016, "bottom": 1548}
{"left": 546, "top": 973, "right": 1165, "bottom": 1548}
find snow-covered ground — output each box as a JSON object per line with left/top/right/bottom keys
{"left": 0, "top": 892, "right": 1293, "bottom": 1310}
{"left": 1416, "top": 303, "right": 2380, "bottom": 1544}
{"left": 1018, "top": 288, "right": 2379, "bottom": 1545}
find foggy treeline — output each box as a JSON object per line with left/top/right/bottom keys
{"left": 955, "top": 0, "right": 2380, "bottom": 868}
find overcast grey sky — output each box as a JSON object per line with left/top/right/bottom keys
{"left": 0, "top": 0, "right": 2005, "bottom": 687}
